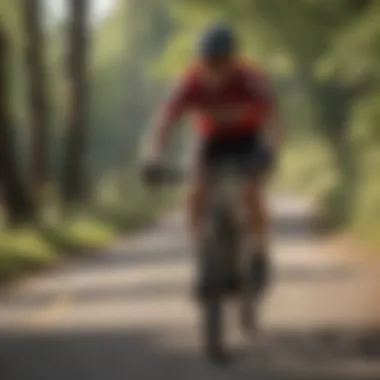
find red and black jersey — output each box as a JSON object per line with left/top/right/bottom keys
{"left": 161, "top": 60, "right": 276, "bottom": 137}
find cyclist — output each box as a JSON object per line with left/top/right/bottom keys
{"left": 141, "top": 24, "right": 283, "bottom": 301}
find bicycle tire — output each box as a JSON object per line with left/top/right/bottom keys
{"left": 199, "top": 235, "right": 225, "bottom": 362}
{"left": 200, "top": 202, "right": 232, "bottom": 363}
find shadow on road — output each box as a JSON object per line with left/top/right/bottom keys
{"left": 1, "top": 326, "right": 380, "bottom": 380}
{"left": 238, "top": 327, "right": 380, "bottom": 379}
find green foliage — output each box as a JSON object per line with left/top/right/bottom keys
{"left": 0, "top": 185, "right": 175, "bottom": 283}
{"left": 0, "top": 228, "right": 56, "bottom": 282}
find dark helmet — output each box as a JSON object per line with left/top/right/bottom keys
{"left": 197, "top": 24, "right": 237, "bottom": 59}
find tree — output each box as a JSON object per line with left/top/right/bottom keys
{"left": 22, "top": 0, "right": 49, "bottom": 207}
{"left": 62, "top": 0, "right": 89, "bottom": 206}
{"left": 0, "top": 26, "right": 35, "bottom": 225}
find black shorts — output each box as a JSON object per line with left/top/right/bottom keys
{"left": 198, "top": 131, "right": 272, "bottom": 178}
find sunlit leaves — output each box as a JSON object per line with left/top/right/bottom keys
{"left": 319, "top": 2, "right": 380, "bottom": 85}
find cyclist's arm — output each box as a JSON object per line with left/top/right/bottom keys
{"left": 143, "top": 74, "right": 193, "bottom": 160}
{"left": 242, "top": 69, "right": 284, "bottom": 152}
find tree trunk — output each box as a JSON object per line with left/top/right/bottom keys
{"left": 0, "top": 27, "right": 35, "bottom": 225}
{"left": 62, "top": 0, "right": 89, "bottom": 206}
{"left": 22, "top": 0, "right": 49, "bottom": 207}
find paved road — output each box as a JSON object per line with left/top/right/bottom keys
{"left": 1, "top": 195, "right": 380, "bottom": 380}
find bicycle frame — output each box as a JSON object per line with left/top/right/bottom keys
{"left": 204, "top": 162, "right": 249, "bottom": 241}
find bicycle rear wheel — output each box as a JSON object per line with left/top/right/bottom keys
{"left": 202, "top": 243, "right": 226, "bottom": 362}
{"left": 199, "top": 206, "right": 232, "bottom": 363}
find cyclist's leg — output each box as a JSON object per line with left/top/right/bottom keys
{"left": 238, "top": 135, "right": 273, "bottom": 296}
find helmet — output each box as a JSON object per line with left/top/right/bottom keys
{"left": 197, "top": 24, "right": 237, "bottom": 59}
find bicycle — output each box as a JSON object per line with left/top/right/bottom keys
{"left": 196, "top": 160, "right": 264, "bottom": 364}
{"left": 141, "top": 159, "right": 265, "bottom": 364}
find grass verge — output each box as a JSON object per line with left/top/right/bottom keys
{"left": 0, "top": 185, "right": 177, "bottom": 284}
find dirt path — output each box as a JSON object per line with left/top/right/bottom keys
{"left": 0, "top": 194, "right": 380, "bottom": 380}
